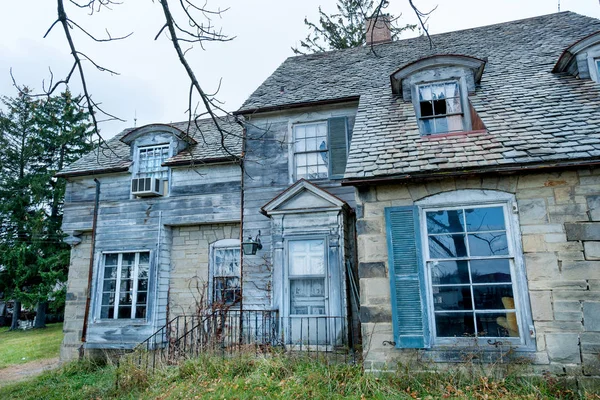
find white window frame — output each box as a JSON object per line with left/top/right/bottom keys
{"left": 286, "top": 238, "right": 329, "bottom": 317}
{"left": 414, "top": 79, "right": 468, "bottom": 136}
{"left": 97, "top": 250, "right": 151, "bottom": 321}
{"left": 416, "top": 190, "right": 534, "bottom": 349}
{"left": 208, "top": 239, "right": 241, "bottom": 306}
{"left": 135, "top": 144, "right": 171, "bottom": 179}
{"left": 292, "top": 121, "right": 329, "bottom": 181}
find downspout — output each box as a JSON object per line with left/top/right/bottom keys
{"left": 154, "top": 211, "right": 163, "bottom": 346}
{"left": 81, "top": 178, "right": 100, "bottom": 350}
{"left": 238, "top": 127, "right": 246, "bottom": 343}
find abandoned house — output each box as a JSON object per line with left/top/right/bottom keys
{"left": 59, "top": 11, "right": 600, "bottom": 377}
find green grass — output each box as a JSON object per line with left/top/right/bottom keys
{"left": 0, "top": 354, "right": 595, "bottom": 400}
{"left": 0, "top": 323, "right": 64, "bottom": 369}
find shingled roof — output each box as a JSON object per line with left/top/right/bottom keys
{"left": 237, "top": 12, "right": 600, "bottom": 180}
{"left": 57, "top": 117, "right": 243, "bottom": 177}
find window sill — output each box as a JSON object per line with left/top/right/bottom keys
{"left": 419, "top": 345, "right": 536, "bottom": 363}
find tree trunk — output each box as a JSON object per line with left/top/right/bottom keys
{"left": 34, "top": 302, "right": 47, "bottom": 329}
{"left": 10, "top": 300, "right": 21, "bottom": 331}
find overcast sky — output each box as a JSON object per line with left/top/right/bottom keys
{"left": 1, "top": 0, "right": 599, "bottom": 139}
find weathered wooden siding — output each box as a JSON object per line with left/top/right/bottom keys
{"left": 62, "top": 162, "right": 241, "bottom": 352}
{"left": 241, "top": 104, "right": 358, "bottom": 311}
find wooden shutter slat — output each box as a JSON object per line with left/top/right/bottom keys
{"left": 328, "top": 117, "right": 348, "bottom": 177}
{"left": 385, "top": 206, "right": 430, "bottom": 349}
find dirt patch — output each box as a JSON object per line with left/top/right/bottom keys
{"left": 0, "top": 357, "right": 59, "bottom": 385}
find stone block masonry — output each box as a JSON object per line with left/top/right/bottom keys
{"left": 169, "top": 223, "right": 240, "bottom": 317}
{"left": 60, "top": 234, "right": 91, "bottom": 363}
{"left": 356, "top": 167, "right": 600, "bottom": 378}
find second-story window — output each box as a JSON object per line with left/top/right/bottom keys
{"left": 596, "top": 58, "right": 600, "bottom": 80}
{"left": 293, "top": 122, "right": 329, "bottom": 180}
{"left": 138, "top": 145, "right": 170, "bottom": 179}
{"left": 417, "top": 81, "right": 465, "bottom": 135}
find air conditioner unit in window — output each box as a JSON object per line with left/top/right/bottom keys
{"left": 131, "top": 177, "right": 164, "bottom": 197}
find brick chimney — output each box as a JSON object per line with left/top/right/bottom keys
{"left": 365, "top": 14, "right": 392, "bottom": 45}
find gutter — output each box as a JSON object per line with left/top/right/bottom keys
{"left": 341, "top": 158, "right": 600, "bottom": 186}
{"left": 56, "top": 166, "right": 130, "bottom": 179}
{"left": 235, "top": 96, "right": 360, "bottom": 116}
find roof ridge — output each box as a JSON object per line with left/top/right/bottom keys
{"left": 283, "top": 11, "right": 592, "bottom": 61}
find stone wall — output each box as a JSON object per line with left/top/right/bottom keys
{"left": 60, "top": 233, "right": 91, "bottom": 362}
{"left": 356, "top": 168, "right": 600, "bottom": 378}
{"left": 169, "top": 223, "right": 240, "bottom": 317}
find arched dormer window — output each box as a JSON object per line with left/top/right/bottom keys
{"left": 553, "top": 30, "right": 600, "bottom": 83}
{"left": 119, "top": 124, "right": 197, "bottom": 197}
{"left": 390, "top": 55, "right": 486, "bottom": 136}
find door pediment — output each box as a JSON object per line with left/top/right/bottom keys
{"left": 261, "top": 179, "right": 348, "bottom": 216}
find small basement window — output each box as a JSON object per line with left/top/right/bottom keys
{"left": 417, "top": 81, "right": 465, "bottom": 135}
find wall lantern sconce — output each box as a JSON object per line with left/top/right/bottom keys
{"left": 242, "top": 231, "right": 263, "bottom": 255}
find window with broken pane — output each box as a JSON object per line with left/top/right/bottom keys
{"left": 212, "top": 246, "right": 241, "bottom": 305}
{"left": 288, "top": 239, "right": 327, "bottom": 315}
{"left": 100, "top": 251, "right": 150, "bottom": 320}
{"left": 417, "top": 81, "right": 464, "bottom": 135}
{"left": 424, "top": 205, "right": 519, "bottom": 339}
{"left": 138, "top": 145, "right": 170, "bottom": 179}
{"left": 293, "top": 122, "right": 329, "bottom": 180}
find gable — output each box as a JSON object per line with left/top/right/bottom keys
{"left": 261, "top": 179, "right": 348, "bottom": 216}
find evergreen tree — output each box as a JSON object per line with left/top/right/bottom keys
{"left": 292, "top": 0, "right": 415, "bottom": 55}
{"left": 0, "top": 88, "right": 93, "bottom": 329}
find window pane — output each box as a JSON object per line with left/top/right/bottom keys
{"left": 119, "top": 290, "right": 133, "bottom": 305}
{"left": 431, "top": 260, "right": 470, "bottom": 284}
{"left": 419, "top": 85, "right": 432, "bottom": 101}
{"left": 465, "top": 207, "right": 505, "bottom": 232}
{"left": 445, "top": 82, "right": 459, "bottom": 98}
{"left": 295, "top": 125, "right": 306, "bottom": 139}
{"left": 137, "top": 291, "right": 147, "bottom": 305}
{"left": 295, "top": 137, "right": 306, "bottom": 152}
{"left": 105, "top": 254, "right": 118, "bottom": 266}
{"left": 138, "top": 279, "right": 148, "bottom": 292}
{"left": 100, "top": 306, "right": 113, "bottom": 319}
{"left": 435, "top": 313, "right": 475, "bottom": 337}
{"left": 420, "top": 101, "right": 434, "bottom": 117}
{"left": 446, "top": 115, "right": 463, "bottom": 132}
{"left": 122, "top": 253, "right": 135, "bottom": 267}
{"left": 102, "top": 279, "right": 116, "bottom": 293}
{"left": 596, "top": 59, "right": 600, "bottom": 76}
{"left": 290, "top": 278, "right": 326, "bottom": 315}
{"left": 435, "top": 117, "right": 448, "bottom": 133}
{"left": 101, "top": 292, "right": 115, "bottom": 306}
{"left": 432, "top": 99, "right": 447, "bottom": 116}
{"left": 426, "top": 210, "right": 464, "bottom": 234}
{"left": 104, "top": 266, "right": 117, "bottom": 280}
{"left": 214, "top": 248, "right": 240, "bottom": 277}
{"left": 139, "top": 252, "right": 150, "bottom": 265}
{"left": 432, "top": 286, "right": 473, "bottom": 311}
{"left": 432, "top": 84, "right": 445, "bottom": 100}
{"left": 468, "top": 233, "right": 509, "bottom": 256}
{"left": 118, "top": 306, "right": 132, "bottom": 319}
{"left": 135, "top": 306, "right": 147, "bottom": 319}
{"left": 428, "top": 234, "right": 467, "bottom": 259}
{"left": 446, "top": 97, "right": 462, "bottom": 114}
{"left": 473, "top": 285, "right": 514, "bottom": 310}
{"left": 289, "top": 240, "right": 325, "bottom": 275}
{"left": 470, "top": 259, "right": 512, "bottom": 283}
{"left": 476, "top": 312, "right": 519, "bottom": 337}
{"left": 421, "top": 118, "right": 434, "bottom": 134}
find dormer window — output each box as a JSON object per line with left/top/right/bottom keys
{"left": 138, "top": 145, "right": 170, "bottom": 179}
{"left": 390, "top": 54, "right": 487, "bottom": 137}
{"left": 553, "top": 30, "right": 600, "bottom": 83}
{"left": 417, "top": 81, "right": 464, "bottom": 135}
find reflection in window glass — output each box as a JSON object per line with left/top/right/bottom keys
{"left": 294, "top": 122, "right": 328, "bottom": 180}
{"left": 289, "top": 239, "right": 327, "bottom": 315}
{"left": 418, "top": 81, "right": 464, "bottom": 135}
{"left": 212, "top": 246, "right": 241, "bottom": 305}
{"left": 100, "top": 252, "right": 150, "bottom": 320}
{"left": 425, "top": 205, "right": 519, "bottom": 339}
{"left": 138, "top": 145, "right": 170, "bottom": 179}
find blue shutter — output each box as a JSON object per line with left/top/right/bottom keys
{"left": 385, "top": 206, "right": 430, "bottom": 348}
{"left": 328, "top": 117, "right": 348, "bottom": 178}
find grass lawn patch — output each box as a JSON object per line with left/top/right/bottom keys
{"left": 0, "top": 323, "right": 63, "bottom": 369}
